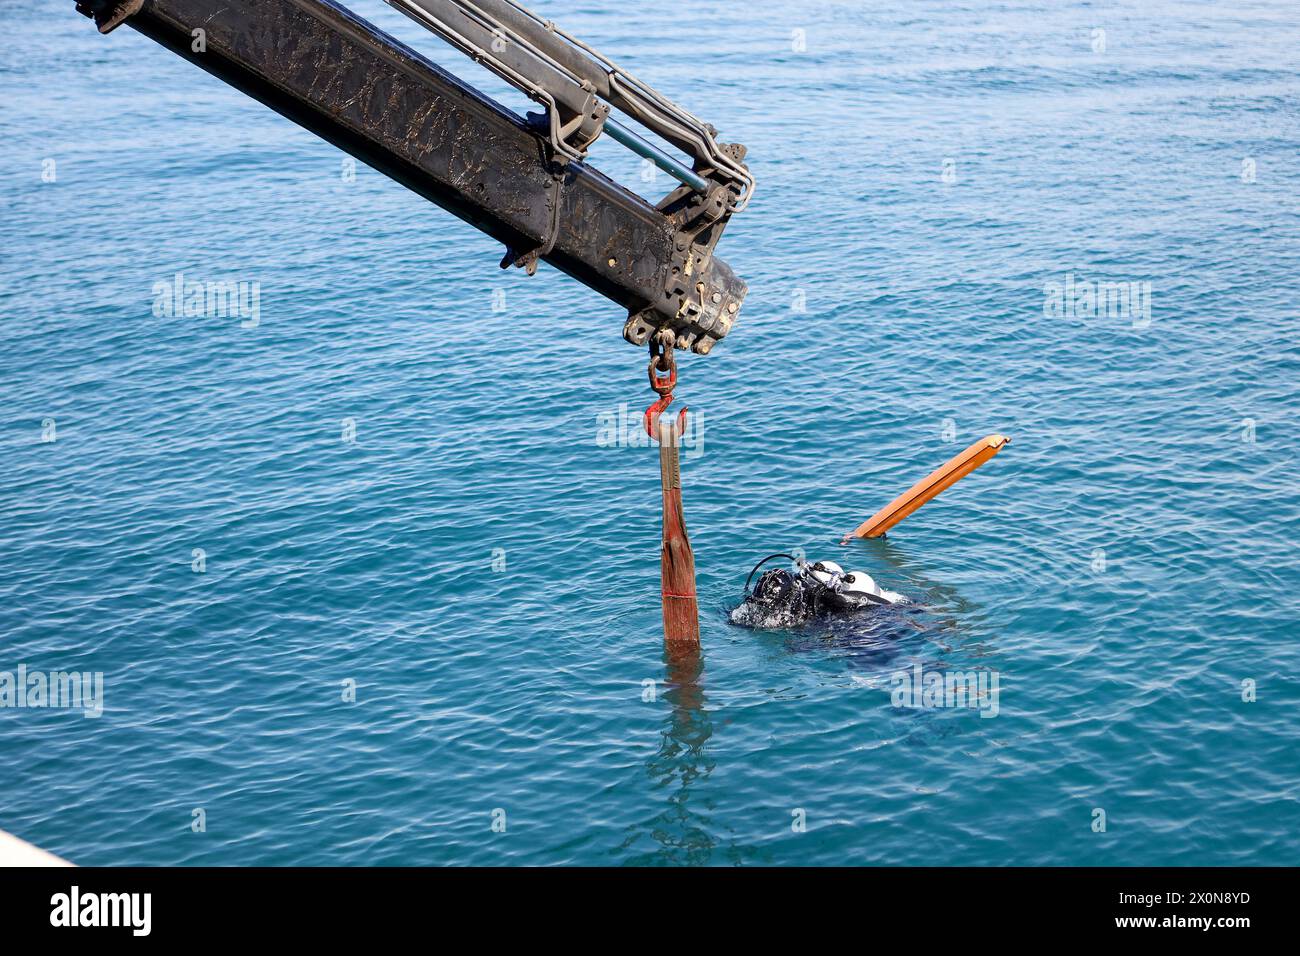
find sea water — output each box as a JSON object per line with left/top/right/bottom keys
{"left": 1, "top": 0, "right": 1297, "bottom": 864}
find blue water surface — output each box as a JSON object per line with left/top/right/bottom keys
{"left": 2, "top": 0, "right": 1298, "bottom": 865}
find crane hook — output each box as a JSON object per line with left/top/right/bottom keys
{"left": 644, "top": 330, "right": 687, "bottom": 440}
{"left": 644, "top": 392, "right": 689, "bottom": 440}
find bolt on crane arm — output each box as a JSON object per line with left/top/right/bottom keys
{"left": 74, "top": 0, "right": 753, "bottom": 355}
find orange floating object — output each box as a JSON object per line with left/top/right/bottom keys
{"left": 843, "top": 434, "right": 1011, "bottom": 541}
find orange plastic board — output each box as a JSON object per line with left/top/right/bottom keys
{"left": 843, "top": 434, "right": 1010, "bottom": 541}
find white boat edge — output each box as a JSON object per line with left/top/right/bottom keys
{"left": 0, "top": 828, "right": 73, "bottom": 867}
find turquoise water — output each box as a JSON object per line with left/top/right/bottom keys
{"left": 2, "top": 0, "right": 1298, "bottom": 865}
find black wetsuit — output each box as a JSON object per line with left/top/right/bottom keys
{"left": 747, "top": 568, "right": 881, "bottom": 621}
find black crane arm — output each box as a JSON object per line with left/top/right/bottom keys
{"left": 74, "top": 0, "right": 751, "bottom": 355}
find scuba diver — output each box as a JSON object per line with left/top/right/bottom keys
{"left": 730, "top": 554, "right": 905, "bottom": 628}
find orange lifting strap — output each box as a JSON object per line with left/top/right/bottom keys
{"left": 645, "top": 334, "right": 699, "bottom": 647}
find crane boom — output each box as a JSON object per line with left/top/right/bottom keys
{"left": 74, "top": 0, "right": 750, "bottom": 355}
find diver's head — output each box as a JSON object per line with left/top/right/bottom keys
{"left": 751, "top": 567, "right": 795, "bottom": 606}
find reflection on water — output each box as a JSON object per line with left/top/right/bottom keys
{"left": 843, "top": 537, "right": 996, "bottom": 657}
{"left": 623, "top": 644, "right": 718, "bottom": 865}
